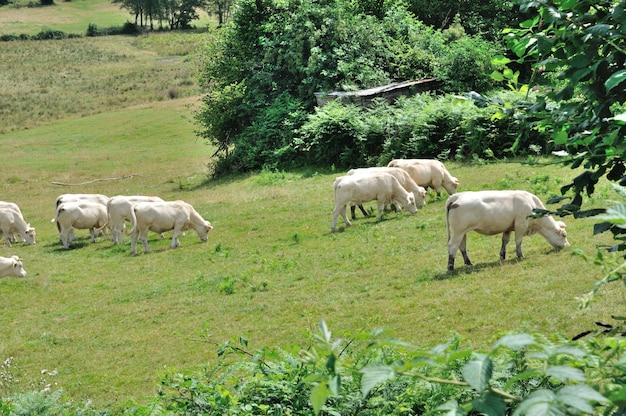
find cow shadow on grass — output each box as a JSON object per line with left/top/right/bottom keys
{"left": 433, "top": 258, "right": 525, "bottom": 280}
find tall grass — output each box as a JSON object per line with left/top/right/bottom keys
{"left": 0, "top": 30, "right": 207, "bottom": 134}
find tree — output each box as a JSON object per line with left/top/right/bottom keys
{"left": 196, "top": 0, "right": 499, "bottom": 173}
{"left": 494, "top": 0, "right": 626, "bottom": 297}
{"left": 204, "top": 0, "right": 233, "bottom": 26}
{"left": 407, "top": 0, "right": 522, "bottom": 41}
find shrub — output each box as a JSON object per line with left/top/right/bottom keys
{"left": 85, "top": 23, "right": 99, "bottom": 37}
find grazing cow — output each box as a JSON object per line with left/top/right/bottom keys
{"left": 0, "top": 209, "right": 36, "bottom": 247}
{"left": 347, "top": 167, "right": 428, "bottom": 219}
{"left": 0, "top": 201, "right": 25, "bottom": 242}
{"left": 387, "top": 159, "right": 459, "bottom": 196}
{"left": 129, "top": 200, "right": 213, "bottom": 254}
{"left": 0, "top": 255, "right": 27, "bottom": 278}
{"left": 107, "top": 195, "right": 164, "bottom": 244}
{"left": 54, "top": 194, "right": 110, "bottom": 240}
{"left": 445, "top": 190, "right": 569, "bottom": 271}
{"left": 56, "top": 201, "right": 108, "bottom": 249}
{"left": 332, "top": 172, "right": 420, "bottom": 232}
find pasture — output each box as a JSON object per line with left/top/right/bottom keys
{"left": 0, "top": 4, "right": 624, "bottom": 409}
{"left": 0, "top": 103, "right": 622, "bottom": 407}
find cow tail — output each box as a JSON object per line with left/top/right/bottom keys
{"left": 445, "top": 198, "right": 458, "bottom": 243}
{"left": 128, "top": 206, "right": 138, "bottom": 236}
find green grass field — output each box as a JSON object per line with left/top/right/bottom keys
{"left": 0, "top": 0, "right": 624, "bottom": 410}
{"left": 0, "top": 0, "right": 212, "bottom": 36}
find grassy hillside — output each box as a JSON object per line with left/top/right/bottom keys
{"left": 0, "top": 0, "right": 212, "bottom": 36}
{"left": 0, "top": 104, "right": 622, "bottom": 407}
{"left": 0, "top": 2, "right": 624, "bottom": 410}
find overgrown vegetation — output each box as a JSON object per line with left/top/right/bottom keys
{"left": 196, "top": 0, "right": 503, "bottom": 174}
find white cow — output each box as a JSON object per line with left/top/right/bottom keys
{"left": 0, "top": 255, "right": 27, "bottom": 278}
{"left": 54, "top": 193, "right": 110, "bottom": 240}
{"left": 332, "top": 172, "right": 420, "bottom": 232}
{"left": 387, "top": 159, "right": 459, "bottom": 196}
{"left": 56, "top": 201, "right": 108, "bottom": 249}
{"left": 0, "top": 209, "right": 36, "bottom": 247}
{"left": 347, "top": 167, "right": 428, "bottom": 219}
{"left": 445, "top": 190, "right": 570, "bottom": 271}
{"left": 107, "top": 195, "right": 164, "bottom": 244}
{"left": 0, "top": 201, "right": 25, "bottom": 242}
{"left": 129, "top": 200, "right": 213, "bottom": 254}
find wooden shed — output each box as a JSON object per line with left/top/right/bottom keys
{"left": 314, "top": 78, "right": 439, "bottom": 107}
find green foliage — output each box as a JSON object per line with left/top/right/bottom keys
{"left": 295, "top": 91, "right": 546, "bottom": 168}
{"left": 196, "top": 0, "right": 502, "bottom": 172}
{"left": 494, "top": 0, "right": 626, "bottom": 303}
{"left": 498, "top": 0, "right": 626, "bottom": 211}
{"left": 406, "top": 0, "right": 523, "bottom": 41}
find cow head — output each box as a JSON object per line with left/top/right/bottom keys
{"left": 197, "top": 221, "right": 214, "bottom": 242}
{"left": 24, "top": 226, "right": 36, "bottom": 245}
{"left": 404, "top": 192, "right": 418, "bottom": 214}
{"left": 10, "top": 256, "right": 26, "bottom": 278}
{"left": 546, "top": 220, "right": 569, "bottom": 249}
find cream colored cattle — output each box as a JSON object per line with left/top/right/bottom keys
{"left": 54, "top": 194, "right": 110, "bottom": 239}
{"left": 107, "top": 195, "right": 164, "bottom": 244}
{"left": 0, "top": 209, "right": 35, "bottom": 247}
{"left": 388, "top": 159, "right": 459, "bottom": 196}
{"left": 0, "top": 201, "right": 25, "bottom": 242}
{"left": 332, "top": 172, "right": 418, "bottom": 232}
{"left": 346, "top": 167, "right": 427, "bottom": 219}
{"left": 446, "top": 190, "right": 569, "bottom": 271}
{"left": 0, "top": 255, "right": 26, "bottom": 278}
{"left": 56, "top": 201, "right": 108, "bottom": 249}
{"left": 129, "top": 200, "right": 213, "bottom": 254}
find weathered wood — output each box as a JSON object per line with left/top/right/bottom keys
{"left": 314, "top": 79, "right": 439, "bottom": 107}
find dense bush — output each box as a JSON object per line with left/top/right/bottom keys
{"left": 196, "top": 0, "right": 503, "bottom": 173}
{"left": 293, "top": 91, "right": 547, "bottom": 169}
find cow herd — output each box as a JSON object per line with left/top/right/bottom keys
{"left": 0, "top": 158, "right": 571, "bottom": 278}
{"left": 0, "top": 194, "right": 214, "bottom": 277}
{"left": 332, "top": 158, "right": 570, "bottom": 271}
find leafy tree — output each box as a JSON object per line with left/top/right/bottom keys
{"left": 407, "top": 0, "right": 522, "bottom": 41}
{"left": 204, "top": 0, "right": 233, "bottom": 25}
{"left": 493, "top": 0, "right": 626, "bottom": 299}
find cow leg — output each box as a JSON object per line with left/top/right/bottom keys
{"left": 515, "top": 232, "right": 524, "bottom": 259}
{"left": 60, "top": 228, "right": 70, "bottom": 249}
{"left": 350, "top": 204, "right": 356, "bottom": 220}
{"left": 376, "top": 201, "right": 385, "bottom": 221}
{"left": 332, "top": 205, "right": 350, "bottom": 232}
{"left": 141, "top": 233, "right": 151, "bottom": 253}
{"left": 460, "top": 235, "right": 472, "bottom": 266}
{"left": 500, "top": 231, "right": 511, "bottom": 261}
{"left": 358, "top": 204, "right": 368, "bottom": 217}
{"left": 170, "top": 232, "right": 181, "bottom": 249}
{"left": 89, "top": 228, "right": 97, "bottom": 243}
{"left": 447, "top": 233, "right": 465, "bottom": 271}
{"left": 130, "top": 230, "right": 139, "bottom": 254}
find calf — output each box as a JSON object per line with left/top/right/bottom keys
{"left": 0, "top": 255, "right": 26, "bottom": 278}
{"left": 388, "top": 159, "right": 459, "bottom": 196}
{"left": 446, "top": 190, "right": 569, "bottom": 271}
{"left": 56, "top": 201, "right": 108, "bottom": 249}
{"left": 332, "top": 172, "right": 419, "bottom": 232}
{"left": 129, "top": 200, "right": 213, "bottom": 254}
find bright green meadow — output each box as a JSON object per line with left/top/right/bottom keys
{"left": 0, "top": 2, "right": 624, "bottom": 410}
